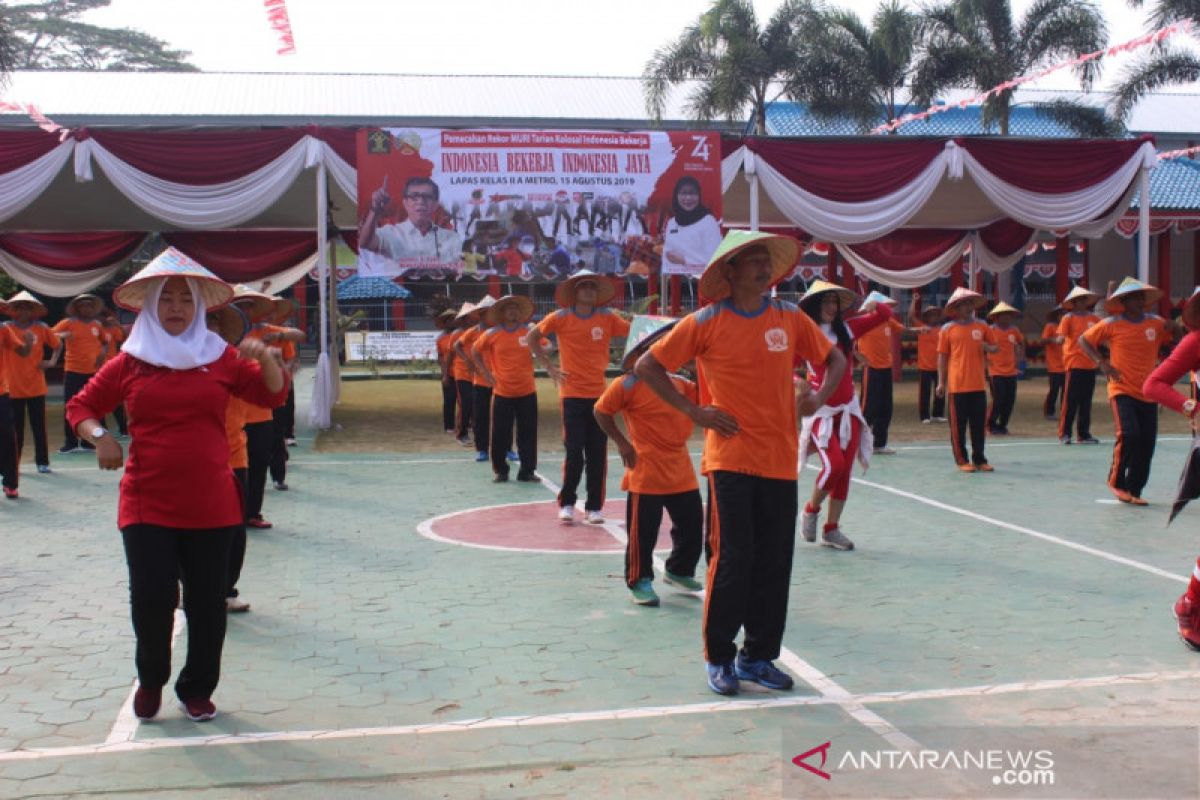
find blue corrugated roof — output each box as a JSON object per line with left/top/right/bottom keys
{"left": 336, "top": 276, "right": 412, "bottom": 300}
{"left": 763, "top": 102, "right": 1082, "bottom": 137}
{"left": 1132, "top": 158, "right": 1200, "bottom": 211}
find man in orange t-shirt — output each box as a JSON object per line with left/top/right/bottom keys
{"left": 1055, "top": 286, "right": 1102, "bottom": 444}
{"left": 434, "top": 308, "right": 458, "bottom": 434}
{"left": 50, "top": 293, "right": 108, "bottom": 453}
{"left": 936, "top": 288, "right": 999, "bottom": 471}
{"left": 909, "top": 294, "right": 945, "bottom": 424}
{"left": 0, "top": 300, "right": 17, "bottom": 497}
{"left": 1040, "top": 307, "right": 1066, "bottom": 419}
{"left": 472, "top": 295, "right": 538, "bottom": 482}
{"left": 985, "top": 302, "right": 1025, "bottom": 435}
{"left": 854, "top": 292, "right": 903, "bottom": 454}
{"left": 3, "top": 291, "right": 59, "bottom": 473}
{"left": 635, "top": 231, "right": 846, "bottom": 697}
{"left": 595, "top": 320, "right": 702, "bottom": 607}
{"left": 1079, "top": 279, "right": 1173, "bottom": 504}
{"left": 455, "top": 296, "right": 497, "bottom": 463}
{"left": 449, "top": 303, "right": 479, "bottom": 445}
{"left": 528, "top": 270, "right": 631, "bottom": 524}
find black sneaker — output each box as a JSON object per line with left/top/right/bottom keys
{"left": 706, "top": 662, "right": 739, "bottom": 696}
{"left": 57, "top": 445, "right": 76, "bottom": 455}
{"left": 493, "top": 473, "right": 509, "bottom": 483}
{"left": 735, "top": 654, "right": 795, "bottom": 690}
{"left": 1078, "top": 436, "right": 1100, "bottom": 445}
{"left": 515, "top": 471, "right": 539, "bottom": 482}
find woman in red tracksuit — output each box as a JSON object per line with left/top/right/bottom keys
{"left": 796, "top": 280, "right": 893, "bottom": 552}
{"left": 67, "top": 249, "right": 288, "bottom": 723}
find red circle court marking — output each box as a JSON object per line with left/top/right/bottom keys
{"left": 416, "top": 499, "right": 677, "bottom": 554}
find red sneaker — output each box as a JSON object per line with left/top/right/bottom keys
{"left": 1110, "top": 486, "right": 1133, "bottom": 504}
{"left": 246, "top": 517, "right": 273, "bottom": 529}
{"left": 180, "top": 697, "right": 217, "bottom": 721}
{"left": 133, "top": 685, "right": 161, "bottom": 720}
{"left": 3, "top": 487, "right": 17, "bottom": 499}
{"left": 1173, "top": 594, "right": 1200, "bottom": 652}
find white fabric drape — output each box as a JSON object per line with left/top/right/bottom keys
{"left": 314, "top": 140, "right": 357, "bottom": 200}
{"left": 959, "top": 142, "right": 1156, "bottom": 233}
{"left": 0, "top": 244, "right": 133, "bottom": 296}
{"left": 721, "top": 146, "right": 744, "bottom": 196}
{"left": 0, "top": 139, "right": 74, "bottom": 223}
{"left": 972, "top": 229, "right": 1040, "bottom": 274}
{"left": 76, "top": 137, "right": 316, "bottom": 230}
{"left": 755, "top": 145, "right": 953, "bottom": 243}
{"left": 835, "top": 238, "right": 968, "bottom": 289}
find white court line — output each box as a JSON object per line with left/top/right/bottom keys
{"left": 537, "top": 472, "right": 920, "bottom": 750}
{"left": 415, "top": 500, "right": 621, "bottom": 555}
{"left": 6, "top": 667, "right": 1199, "bottom": 762}
{"left": 852, "top": 476, "right": 1188, "bottom": 585}
{"left": 106, "top": 609, "right": 187, "bottom": 744}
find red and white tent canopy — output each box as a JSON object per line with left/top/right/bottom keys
{"left": 721, "top": 135, "right": 1156, "bottom": 288}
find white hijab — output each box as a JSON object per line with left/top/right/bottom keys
{"left": 121, "top": 278, "right": 228, "bottom": 370}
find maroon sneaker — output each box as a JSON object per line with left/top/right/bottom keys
{"left": 1174, "top": 594, "right": 1200, "bottom": 652}
{"left": 246, "top": 517, "right": 273, "bottom": 529}
{"left": 3, "top": 487, "right": 17, "bottom": 500}
{"left": 133, "top": 685, "right": 161, "bottom": 720}
{"left": 180, "top": 697, "right": 217, "bottom": 721}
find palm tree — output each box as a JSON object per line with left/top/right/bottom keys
{"left": 913, "top": 0, "right": 1114, "bottom": 135}
{"left": 0, "top": 7, "right": 16, "bottom": 87}
{"left": 643, "top": 0, "right": 817, "bottom": 135}
{"left": 786, "top": 0, "right": 921, "bottom": 133}
{"left": 1111, "top": 1, "right": 1200, "bottom": 121}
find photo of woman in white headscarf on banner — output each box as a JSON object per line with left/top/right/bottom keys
{"left": 662, "top": 176, "right": 722, "bottom": 277}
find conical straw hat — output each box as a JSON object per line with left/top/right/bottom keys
{"left": 112, "top": 247, "right": 231, "bottom": 312}
{"left": 555, "top": 269, "right": 616, "bottom": 308}
{"left": 698, "top": 230, "right": 800, "bottom": 302}
{"left": 4, "top": 290, "right": 46, "bottom": 318}
{"left": 987, "top": 301, "right": 1022, "bottom": 318}
{"left": 799, "top": 279, "right": 856, "bottom": 312}
{"left": 229, "top": 284, "right": 276, "bottom": 322}
{"left": 1060, "top": 285, "right": 1100, "bottom": 310}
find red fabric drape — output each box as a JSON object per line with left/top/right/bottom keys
{"left": 312, "top": 127, "right": 357, "bottom": 166}
{"left": 721, "top": 136, "right": 745, "bottom": 159}
{"left": 0, "top": 232, "right": 144, "bottom": 271}
{"left": 163, "top": 231, "right": 316, "bottom": 282}
{"left": 959, "top": 136, "right": 1152, "bottom": 194}
{"left": 745, "top": 138, "right": 946, "bottom": 202}
{"left": 978, "top": 219, "right": 1035, "bottom": 256}
{"left": 0, "top": 131, "right": 63, "bottom": 174}
{"left": 846, "top": 229, "right": 966, "bottom": 270}
{"left": 83, "top": 129, "right": 308, "bottom": 185}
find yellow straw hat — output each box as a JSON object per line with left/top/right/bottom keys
{"left": 230, "top": 284, "right": 276, "bottom": 322}
{"left": 698, "top": 230, "right": 801, "bottom": 302}
{"left": 799, "top": 279, "right": 857, "bottom": 312}
{"left": 554, "top": 269, "right": 616, "bottom": 308}
{"left": 987, "top": 301, "right": 1022, "bottom": 319}
{"left": 1104, "top": 277, "right": 1163, "bottom": 315}
{"left": 486, "top": 295, "right": 534, "bottom": 326}
{"left": 112, "top": 247, "right": 231, "bottom": 312}
{"left": 945, "top": 287, "right": 986, "bottom": 313}
{"left": 1059, "top": 285, "right": 1100, "bottom": 310}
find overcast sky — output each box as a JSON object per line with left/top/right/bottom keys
{"left": 81, "top": 0, "right": 1191, "bottom": 92}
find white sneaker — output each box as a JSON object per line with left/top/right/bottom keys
{"left": 801, "top": 508, "right": 819, "bottom": 542}
{"left": 585, "top": 510, "right": 605, "bottom": 525}
{"left": 558, "top": 506, "right": 575, "bottom": 523}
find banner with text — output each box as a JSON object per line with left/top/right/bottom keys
{"left": 356, "top": 128, "right": 722, "bottom": 278}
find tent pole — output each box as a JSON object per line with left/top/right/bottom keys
{"left": 1138, "top": 167, "right": 1150, "bottom": 283}
{"left": 746, "top": 151, "right": 759, "bottom": 232}
{"left": 317, "top": 162, "right": 329, "bottom": 359}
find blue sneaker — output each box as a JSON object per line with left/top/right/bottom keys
{"left": 630, "top": 578, "right": 659, "bottom": 606}
{"left": 664, "top": 572, "right": 704, "bottom": 592}
{"left": 36, "top": 464, "right": 51, "bottom": 474}
{"left": 506, "top": 450, "right": 518, "bottom": 461}
{"left": 735, "top": 654, "right": 794, "bottom": 690}
{"left": 706, "top": 662, "right": 739, "bottom": 696}
{"left": 475, "top": 451, "right": 488, "bottom": 462}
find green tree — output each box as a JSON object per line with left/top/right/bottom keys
{"left": 786, "top": 0, "right": 922, "bottom": 133}
{"left": 642, "top": 0, "right": 817, "bottom": 135}
{"left": 1111, "top": 0, "right": 1200, "bottom": 121}
{"left": 2, "top": 0, "right": 196, "bottom": 71}
{"left": 913, "top": 0, "right": 1116, "bottom": 135}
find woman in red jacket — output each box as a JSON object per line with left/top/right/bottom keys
{"left": 1144, "top": 286, "right": 1200, "bottom": 650}
{"left": 66, "top": 248, "right": 287, "bottom": 723}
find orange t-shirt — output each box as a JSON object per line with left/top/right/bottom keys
{"left": 915, "top": 326, "right": 940, "bottom": 372}
{"left": 650, "top": 298, "right": 833, "bottom": 481}
{"left": 855, "top": 317, "right": 904, "bottom": 369}
{"left": 226, "top": 395, "right": 248, "bottom": 470}
{"left": 937, "top": 320, "right": 995, "bottom": 394}
{"left": 474, "top": 324, "right": 536, "bottom": 398}
{"left": 595, "top": 373, "right": 698, "bottom": 494}
{"left": 1081, "top": 314, "right": 1171, "bottom": 402}
{"left": 536, "top": 307, "right": 631, "bottom": 398}
{"left": 449, "top": 330, "right": 473, "bottom": 382}
{"left": 102, "top": 324, "right": 125, "bottom": 362}
{"left": 238, "top": 327, "right": 278, "bottom": 423}
{"left": 51, "top": 318, "right": 105, "bottom": 375}
{"left": 458, "top": 325, "right": 492, "bottom": 387}
{"left": 436, "top": 331, "right": 453, "bottom": 367}
{"left": 986, "top": 325, "right": 1024, "bottom": 377}
{"left": 1057, "top": 313, "right": 1100, "bottom": 371}
{"left": 3, "top": 323, "right": 59, "bottom": 399}
{"left": 1041, "top": 323, "right": 1064, "bottom": 373}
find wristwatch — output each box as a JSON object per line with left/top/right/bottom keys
{"left": 91, "top": 426, "right": 108, "bottom": 440}
{"left": 1184, "top": 399, "right": 1197, "bottom": 417}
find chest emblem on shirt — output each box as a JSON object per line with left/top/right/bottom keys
{"left": 591, "top": 326, "right": 604, "bottom": 341}
{"left": 883, "top": 327, "right": 891, "bottom": 338}
{"left": 971, "top": 329, "right": 982, "bottom": 341}
{"left": 1146, "top": 328, "right": 1157, "bottom": 341}
{"left": 518, "top": 335, "right": 529, "bottom": 347}
{"left": 91, "top": 327, "right": 100, "bottom": 337}
{"left": 765, "top": 328, "right": 788, "bottom": 352}
{"left": 1007, "top": 334, "right": 1016, "bottom": 344}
